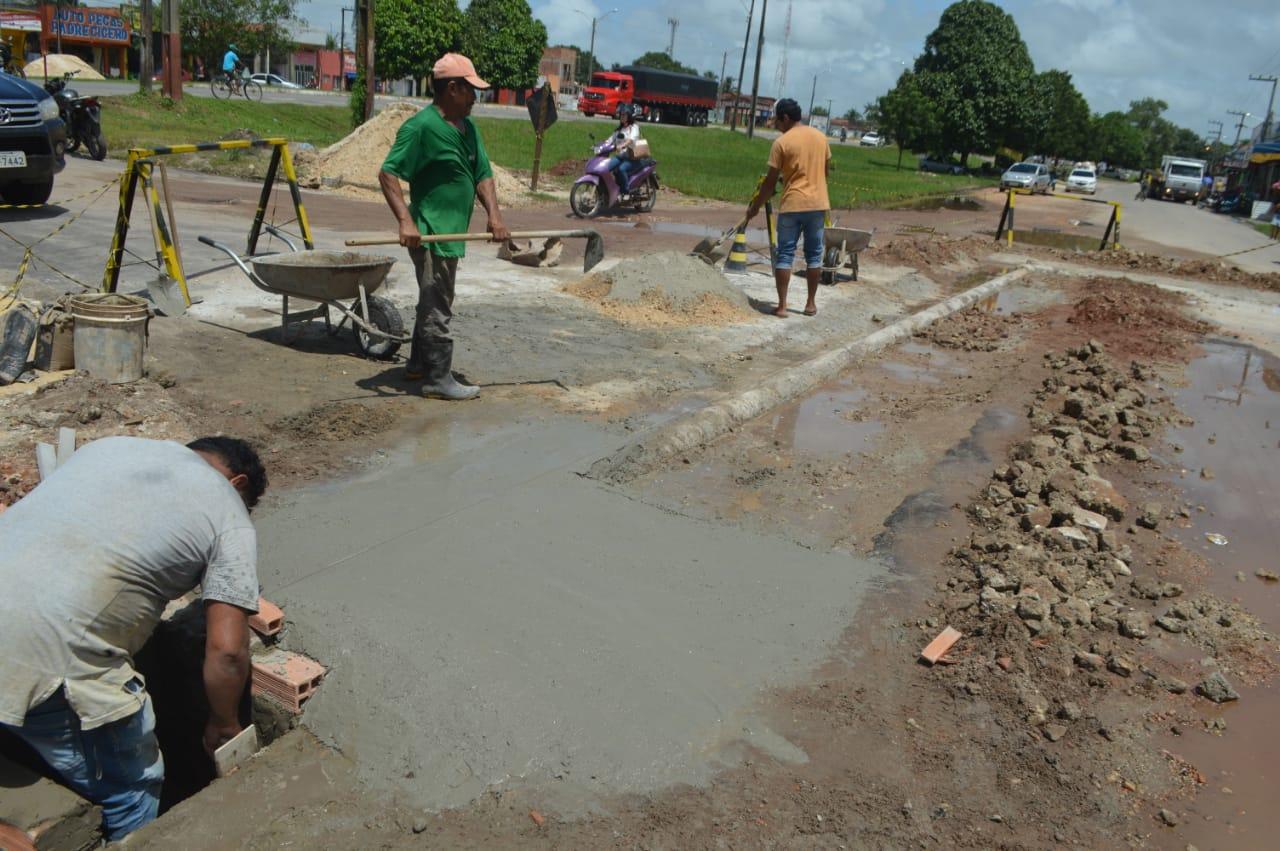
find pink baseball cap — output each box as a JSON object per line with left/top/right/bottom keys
{"left": 433, "top": 53, "right": 489, "bottom": 89}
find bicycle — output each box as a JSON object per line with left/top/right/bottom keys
{"left": 210, "top": 69, "right": 262, "bottom": 102}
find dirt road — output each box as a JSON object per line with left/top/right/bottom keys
{"left": 4, "top": 158, "right": 1280, "bottom": 849}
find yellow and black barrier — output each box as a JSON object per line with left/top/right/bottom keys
{"left": 102, "top": 138, "right": 314, "bottom": 306}
{"left": 994, "top": 188, "right": 1121, "bottom": 251}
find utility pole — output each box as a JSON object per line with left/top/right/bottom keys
{"left": 806, "top": 73, "right": 816, "bottom": 121}
{"left": 138, "top": 0, "right": 153, "bottom": 94}
{"left": 1249, "top": 74, "right": 1278, "bottom": 141}
{"left": 340, "top": 7, "right": 348, "bottom": 91}
{"left": 160, "top": 0, "right": 181, "bottom": 101}
{"left": 355, "top": 0, "right": 374, "bottom": 123}
{"left": 1207, "top": 120, "right": 1223, "bottom": 143}
{"left": 666, "top": 18, "right": 679, "bottom": 58}
{"left": 746, "top": 0, "right": 768, "bottom": 139}
{"left": 1227, "top": 110, "right": 1250, "bottom": 147}
{"left": 730, "top": 0, "right": 755, "bottom": 132}
{"left": 578, "top": 9, "right": 616, "bottom": 87}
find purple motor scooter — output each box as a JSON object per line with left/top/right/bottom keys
{"left": 569, "top": 135, "right": 660, "bottom": 218}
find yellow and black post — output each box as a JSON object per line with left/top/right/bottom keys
{"left": 139, "top": 160, "right": 191, "bottom": 304}
{"left": 103, "top": 151, "right": 143, "bottom": 294}
{"left": 764, "top": 200, "right": 778, "bottom": 268}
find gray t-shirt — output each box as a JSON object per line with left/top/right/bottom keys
{"left": 0, "top": 436, "right": 259, "bottom": 729}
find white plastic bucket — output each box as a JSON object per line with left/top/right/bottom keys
{"left": 69, "top": 294, "right": 150, "bottom": 384}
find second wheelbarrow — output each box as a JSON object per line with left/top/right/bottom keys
{"left": 199, "top": 233, "right": 410, "bottom": 359}
{"left": 821, "top": 226, "right": 875, "bottom": 285}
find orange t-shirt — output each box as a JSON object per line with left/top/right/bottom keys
{"left": 767, "top": 125, "right": 831, "bottom": 213}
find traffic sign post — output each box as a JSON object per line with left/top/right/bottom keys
{"left": 527, "top": 83, "right": 558, "bottom": 191}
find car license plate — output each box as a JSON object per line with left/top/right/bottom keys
{"left": 0, "top": 151, "right": 27, "bottom": 169}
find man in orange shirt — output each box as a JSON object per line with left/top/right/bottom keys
{"left": 746, "top": 98, "right": 832, "bottom": 317}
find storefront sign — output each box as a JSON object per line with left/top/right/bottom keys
{"left": 50, "top": 7, "right": 130, "bottom": 44}
{"left": 0, "top": 12, "right": 42, "bottom": 31}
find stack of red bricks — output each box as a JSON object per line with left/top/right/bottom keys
{"left": 248, "top": 597, "right": 326, "bottom": 713}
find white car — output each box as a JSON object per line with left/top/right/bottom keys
{"left": 859, "top": 131, "right": 884, "bottom": 147}
{"left": 1065, "top": 168, "right": 1097, "bottom": 195}
{"left": 251, "top": 73, "right": 302, "bottom": 89}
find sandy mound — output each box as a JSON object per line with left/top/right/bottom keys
{"left": 1041, "top": 246, "right": 1280, "bottom": 292}
{"left": 23, "top": 54, "right": 105, "bottom": 80}
{"left": 313, "top": 102, "right": 531, "bottom": 207}
{"left": 564, "top": 251, "right": 755, "bottom": 327}
{"left": 867, "top": 233, "right": 995, "bottom": 268}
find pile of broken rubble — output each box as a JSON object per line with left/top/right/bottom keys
{"left": 926, "top": 341, "right": 1272, "bottom": 724}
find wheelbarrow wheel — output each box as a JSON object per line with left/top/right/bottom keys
{"left": 821, "top": 246, "right": 842, "bottom": 286}
{"left": 352, "top": 295, "right": 404, "bottom": 360}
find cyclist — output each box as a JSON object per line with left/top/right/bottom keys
{"left": 222, "top": 43, "right": 245, "bottom": 93}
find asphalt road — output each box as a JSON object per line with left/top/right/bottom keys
{"left": 1092, "top": 178, "right": 1280, "bottom": 273}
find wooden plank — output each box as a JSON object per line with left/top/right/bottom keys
{"left": 213, "top": 724, "right": 260, "bottom": 777}
{"left": 35, "top": 443, "right": 57, "bottom": 482}
{"left": 56, "top": 428, "right": 76, "bottom": 468}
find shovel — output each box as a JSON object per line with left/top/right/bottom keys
{"left": 347, "top": 229, "right": 605, "bottom": 273}
{"left": 691, "top": 216, "right": 749, "bottom": 265}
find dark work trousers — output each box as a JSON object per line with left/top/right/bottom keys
{"left": 407, "top": 246, "right": 459, "bottom": 376}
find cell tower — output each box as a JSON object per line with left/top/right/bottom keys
{"left": 667, "top": 18, "right": 679, "bottom": 57}
{"left": 774, "top": 0, "right": 792, "bottom": 92}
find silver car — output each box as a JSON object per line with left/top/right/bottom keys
{"left": 1000, "top": 161, "right": 1051, "bottom": 193}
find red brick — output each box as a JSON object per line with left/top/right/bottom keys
{"left": 248, "top": 597, "right": 284, "bottom": 637}
{"left": 920, "top": 626, "right": 963, "bottom": 665}
{"left": 251, "top": 650, "right": 325, "bottom": 713}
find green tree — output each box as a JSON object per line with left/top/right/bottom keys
{"left": 461, "top": 0, "right": 547, "bottom": 91}
{"left": 181, "top": 0, "right": 301, "bottom": 73}
{"left": 876, "top": 70, "right": 942, "bottom": 170}
{"left": 629, "top": 50, "right": 699, "bottom": 75}
{"left": 375, "top": 0, "right": 463, "bottom": 86}
{"left": 914, "top": 0, "right": 1037, "bottom": 164}
{"left": 843, "top": 107, "right": 862, "bottom": 123}
{"left": 811, "top": 105, "right": 829, "bottom": 117}
{"left": 1088, "top": 111, "right": 1144, "bottom": 168}
{"left": 1034, "top": 69, "right": 1090, "bottom": 160}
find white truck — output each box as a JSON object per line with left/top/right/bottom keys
{"left": 1150, "top": 155, "right": 1207, "bottom": 203}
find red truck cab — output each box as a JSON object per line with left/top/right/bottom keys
{"left": 578, "top": 71, "right": 633, "bottom": 119}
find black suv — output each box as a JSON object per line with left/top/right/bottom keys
{"left": 0, "top": 71, "right": 67, "bottom": 206}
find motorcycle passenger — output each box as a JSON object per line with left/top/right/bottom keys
{"left": 607, "top": 106, "right": 642, "bottom": 193}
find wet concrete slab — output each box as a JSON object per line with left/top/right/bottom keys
{"left": 255, "top": 417, "right": 887, "bottom": 812}
{"left": 1158, "top": 340, "right": 1280, "bottom": 849}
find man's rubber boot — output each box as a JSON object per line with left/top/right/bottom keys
{"left": 422, "top": 341, "right": 479, "bottom": 401}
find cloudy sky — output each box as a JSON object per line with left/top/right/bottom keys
{"left": 296, "top": 0, "right": 1280, "bottom": 136}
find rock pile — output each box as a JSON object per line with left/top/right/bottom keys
{"left": 930, "top": 340, "right": 1269, "bottom": 714}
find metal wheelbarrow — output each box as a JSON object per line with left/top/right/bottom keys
{"left": 821, "top": 225, "right": 875, "bottom": 285}
{"left": 199, "top": 229, "right": 409, "bottom": 359}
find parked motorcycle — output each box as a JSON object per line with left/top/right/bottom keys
{"left": 569, "top": 134, "right": 659, "bottom": 218}
{"left": 43, "top": 71, "right": 106, "bottom": 161}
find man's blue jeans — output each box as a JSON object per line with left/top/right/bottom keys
{"left": 2, "top": 684, "right": 164, "bottom": 840}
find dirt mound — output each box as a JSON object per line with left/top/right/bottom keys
{"left": 273, "top": 401, "right": 395, "bottom": 443}
{"left": 1043, "top": 247, "right": 1280, "bottom": 292}
{"left": 564, "top": 251, "right": 755, "bottom": 327}
{"left": 313, "top": 103, "right": 532, "bottom": 207}
{"left": 23, "top": 54, "right": 104, "bottom": 80}
{"left": 918, "top": 303, "right": 1026, "bottom": 351}
{"left": 1066, "top": 278, "right": 1213, "bottom": 359}
{"left": 867, "top": 234, "right": 995, "bottom": 268}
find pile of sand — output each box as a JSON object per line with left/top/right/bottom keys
{"left": 564, "top": 251, "right": 755, "bottom": 327}
{"left": 313, "top": 102, "right": 531, "bottom": 207}
{"left": 22, "top": 54, "right": 105, "bottom": 80}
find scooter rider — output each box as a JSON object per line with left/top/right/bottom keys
{"left": 607, "top": 106, "right": 642, "bottom": 193}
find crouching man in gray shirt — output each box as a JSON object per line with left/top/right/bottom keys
{"left": 0, "top": 435, "right": 267, "bottom": 840}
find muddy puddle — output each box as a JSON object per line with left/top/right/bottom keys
{"left": 1157, "top": 340, "right": 1280, "bottom": 848}
{"left": 1010, "top": 228, "right": 1108, "bottom": 252}
{"left": 888, "top": 194, "right": 984, "bottom": 212}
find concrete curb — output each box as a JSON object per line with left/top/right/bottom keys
{"left": 587, "top": 267, "right": 1030, "bottom": 483}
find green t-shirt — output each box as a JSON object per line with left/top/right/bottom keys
{"left": 381, "top": 106, "right": 493, "bottom": 257}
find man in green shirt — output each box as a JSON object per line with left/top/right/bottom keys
{"left": 379, "top": 53, "right": 510, "bottom": 400}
